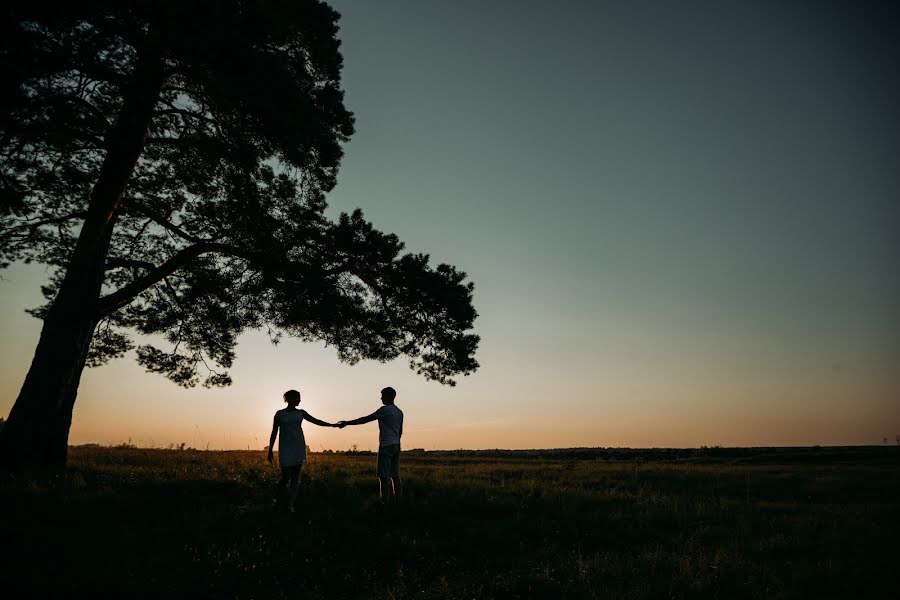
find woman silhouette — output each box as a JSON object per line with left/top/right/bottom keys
{"left": 267, "top": 389, "right": 335, "bottom": 511}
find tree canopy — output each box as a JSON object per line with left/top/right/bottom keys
{"left": 0, "top": 0, "right": 480, "bottom": 391}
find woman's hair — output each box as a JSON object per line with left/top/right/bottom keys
{"left": 283, "top": 389, "right": 301, "bottom": 403}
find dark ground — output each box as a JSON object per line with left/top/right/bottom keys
{"left": 1, "top": 445, "right": 898, "bottom": 598}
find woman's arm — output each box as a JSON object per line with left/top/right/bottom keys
{"left": 267, "top": 413, "right": 279, "bottom": 462}
{"left": 301, "top": 410, "right": 335, "bottom": 428}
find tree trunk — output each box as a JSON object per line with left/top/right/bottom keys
{"left": 0, "top": 41, "right": 166, "bottom": 474}
{"left": 0, "top": 219, "right": 114, "bottom": 472}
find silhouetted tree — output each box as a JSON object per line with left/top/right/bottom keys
{"left": 0, "top": 0, "right": 479, "bottom": 472}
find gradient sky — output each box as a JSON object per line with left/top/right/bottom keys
{"left": 2, "top": 0, "right": 898, "bottom": 450}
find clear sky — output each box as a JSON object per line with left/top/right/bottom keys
{"left": 1, "top": 0, "right": 898, "bottom": 450}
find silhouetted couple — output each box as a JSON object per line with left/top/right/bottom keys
{"left": 267, "top": 387, "right": 403, "bottom": 512}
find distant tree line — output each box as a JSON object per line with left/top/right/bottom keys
{"left": 393, "top": 446, "right": 900, "bottom": 464}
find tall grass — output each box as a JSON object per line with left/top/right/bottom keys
{"left": 1, "top": 447, "right": 898, "bottom": 598}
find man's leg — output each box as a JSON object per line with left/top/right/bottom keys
{"left": 378, "top": 476, "right": 394, "bottom": 503}
{"left": 389, "top": 475, "right": 402, "bottom": 499}
{"left": 389, "top": 445, "right": 402, "bottom": 500}
{"left": 376, "top": 447, "right": 394, "bottom": 503}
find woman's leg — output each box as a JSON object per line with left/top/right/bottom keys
{"left": 274, "top": 466, "right": 290, "bottom": 506}
{"left": 287, "top": 465, "right": 302, "bottom": 510}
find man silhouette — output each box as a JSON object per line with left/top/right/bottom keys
{"left": 338, "top": 387, "right": 404, "bottom": 502}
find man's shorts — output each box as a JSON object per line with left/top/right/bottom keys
{"left": 376, "top": 444, "right": 401, "bottom": 478}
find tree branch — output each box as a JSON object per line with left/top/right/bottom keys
{"left": 105, "top": 257, "right": 155, "bottom": 271}
{"left": 153, "top": 106, "right": 220, "bottom": 129}
{"left": 72, "top": 95, "right": 111, "bottom": 129}
{"left": 350, "top": 270, "right": 398, "bottom": 324}
{"left": 161, "top": 85, "right": 204, "bottom": 98}
{"left": 144, "top": 136, "right": 204, "bottom": 148}
{"left": 7, "top": 211, "right": 87, "bottom": 242}
{"left": 121, "top": 200, "right": 212, "bottom": 244}
{"left": 97, "top": 242, "right": 251, "bottom": 317}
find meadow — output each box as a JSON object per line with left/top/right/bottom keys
{"left": 1, "top": 446, "right": 898, "bottom": 599}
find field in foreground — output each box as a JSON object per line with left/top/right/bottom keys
{"left": 1, "top": 446, "right": 899, "bottom": 599}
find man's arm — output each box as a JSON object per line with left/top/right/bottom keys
{"left": 301, "top": 410, "right": 335, "bottom": 427}
{"left": 267, "top": 413, "right": 279, "bottom": 463}
{"left": 338, "top": 409, "right": 381, "bottom": 428}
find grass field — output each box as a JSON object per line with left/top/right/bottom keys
{"left": 2, "top": 446, "right": 899, "bottom": 598}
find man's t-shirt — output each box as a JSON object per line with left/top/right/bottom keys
{"left": 375, "top": 404, "right": 403, "bottom": 447}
